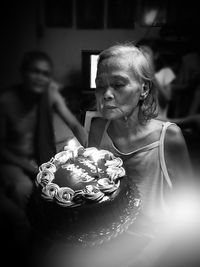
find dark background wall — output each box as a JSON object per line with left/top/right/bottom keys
{"left": 0, "top": 0, "right": 199, "bottom": 119}
{"left": 1, "top": 0, "right": 199, "bottom": 88}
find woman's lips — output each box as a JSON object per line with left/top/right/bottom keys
{"left": 103, "top": 105, "right": 117, "bottom": 109}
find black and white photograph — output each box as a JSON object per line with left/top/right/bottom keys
{"left": 1, "top": 1, "right": 200, "bottom": 267}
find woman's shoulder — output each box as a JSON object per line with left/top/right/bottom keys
{"left": 152, "top": 119, "right": 180, "bottom": 131}
{"left": 150, "top": 119, "right": 182, "bottom": 144}
{"left": 156, "top": 120, "right": 187, "bottom": 153}
{"left": 160, "top": 120, "right": 193, "bottom": 185}
{"left": 153, "top": 119, "right": 190, "bottom": 170}
{"left": 148, "top": 119, "right": 165, "bottom": 135}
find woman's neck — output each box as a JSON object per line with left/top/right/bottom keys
{"left": 110, "top": 112, "right": 143, "bottom": 137}
{"left": 108, "top": 118, "right": 148, "bottom": 153}
{"left": 107, "top": 118, "right": 158, "bottom": 154}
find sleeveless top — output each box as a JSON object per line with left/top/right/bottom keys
{"left": 97, "top": 120, "right": 175, "bottom": 227}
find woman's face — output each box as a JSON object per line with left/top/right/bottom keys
{"left": 95, "top": 56, "right": 142, "bottom": 120}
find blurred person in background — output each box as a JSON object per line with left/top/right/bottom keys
{"left": 0, "top": 51, "right": 87, "bottom": 242}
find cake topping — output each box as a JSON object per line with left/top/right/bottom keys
{"left": 36, "top": 169, "right": 54, "bottom": 186}
{"left": 54, "top": 151, "right": 71, "bottom": 164}
{"left": 55, "top": 187, "right": 75, "bottom": 206}
{"left": 41, "top": 183, "right": 59, "bottom": 200}
{"left": 39, "top": 162, "right": 57, "bottom": 173}
{"left": 97, "top": 178, "right": 120, "bottom": 194}
{"left": 31, "top": 146, "right": 141, "bottom": 247}
{"left": 35, "top": 147, "right": 126, "bottom": 207}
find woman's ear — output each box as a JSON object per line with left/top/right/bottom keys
{"left": 140, "top": 83, "right": 149, "bottom": 100}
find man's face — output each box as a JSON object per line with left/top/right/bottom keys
{"left": 24, "top": 60, "right": 52, "bottom": 94}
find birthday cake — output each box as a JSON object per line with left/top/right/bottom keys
{"left": 29, "top": 146, "right": 140, "bottom": 246}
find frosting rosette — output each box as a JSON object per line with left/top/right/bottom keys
{"left": 36, "top": 170, "right": 54, "bottom": 187}
{"left": 73, "top": 190, "right": 85, "bottom": 204}
{"left": 106, "top": 166, "right": 126, "bottom": 180}
{"left": 55, "top": 187, "right": 75, "bottom": 207}
{"left": 83, "top": 185, "right": 104, "bottom": 202}
{"left": 41, "top": 183, "right": 59, "bottom": 200}
{"left": 96, "top": 149, "right": 114, "bottom": 160}
{"left": 53, "top": 151, "right": 71, "bottom": 164}
{"left": 39, "top": 162, "right": 56, "bottom": 173}
{"left": 97, "top": 178, "right": 120, "bottom": 194}
{"left": 104, "top": 157, "right": 123, "bottom": 167}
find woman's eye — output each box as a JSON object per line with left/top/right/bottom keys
{"left": 113, "top": 83, "right": 124, "bottom": 89}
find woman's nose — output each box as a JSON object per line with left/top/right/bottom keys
{"left": 103, "top": 87, "right": 114, "bottom": 100}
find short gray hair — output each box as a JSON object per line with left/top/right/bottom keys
{"left": 97, "top": 43, "right": 158, "bottom": 123}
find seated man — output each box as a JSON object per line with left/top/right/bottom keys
{"left": 0, "top": 50, "right": 87, "bottom": 211}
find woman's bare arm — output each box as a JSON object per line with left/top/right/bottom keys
{"left": 164, "top": 124, "right": 194, "bottom": 191}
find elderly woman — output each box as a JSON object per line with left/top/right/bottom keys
{"left": 88, "top": 43, "right": 193, "bottom": 233}
{"left": 28, "top": 44, "right": 197, "bottom": 267}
